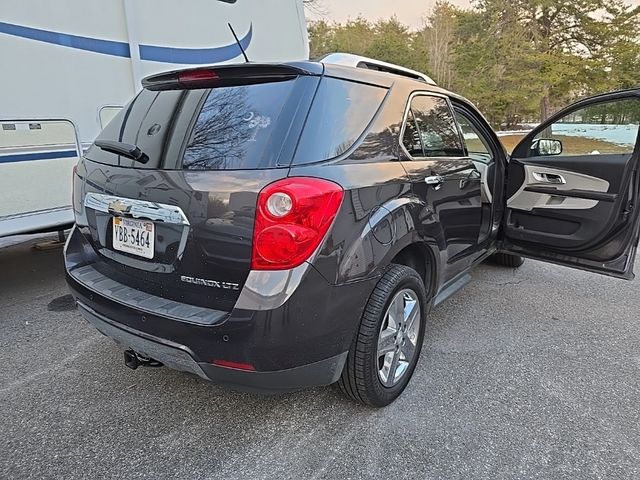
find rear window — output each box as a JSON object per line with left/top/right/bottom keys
{"left": 86, "top": 79, "right": 312, "bottom": 171}
{"left": 183, "top": 80, "right": 298, "bottom": 170}
{"left": 86, "top": 74, "right": 386, "bottom": 171}
{"left": 86, "top": 89, "right": 188, "bottom": 169}
{"left": 292, "top": 78, "right": 387, "bottom": 165}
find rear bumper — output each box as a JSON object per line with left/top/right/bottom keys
{"left": 65, "top": 226, "right": 376, "bottom": 392}
{"left": 77, "top": 301, "right": 347, "bottom": 392}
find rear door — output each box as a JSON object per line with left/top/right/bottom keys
{"left": 399, "top": 92, "right": 484, "bottom": 280}
{"left": 501, "top": 89, "right": 640, "bottom": 278}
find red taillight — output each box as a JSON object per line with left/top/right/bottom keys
{"left": 212, "top": 359, "right": 256, "bottom": 371}
{"left": 178, "top": 69, "right": 219, "bottom": 87}
{"left": 251, "top": 177, "right": 344, "bottom": 270}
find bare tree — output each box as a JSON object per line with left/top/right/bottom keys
{"left": 422, "top": 1, "right": 457, "bottom": 89}
{"left": 303, "top": 0, "right": 326, "bottom": 16}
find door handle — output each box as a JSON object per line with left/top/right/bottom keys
{"left": 533, "top": 172, "right": 566, "bottom": 185}
{"left": 425, "top": 175, "right": 444, "bottom": 188}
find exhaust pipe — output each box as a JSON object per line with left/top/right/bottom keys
{"left": 124, "top": 349, "right": 163, "bottom": 370}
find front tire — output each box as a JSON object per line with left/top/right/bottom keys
{"left": 337, "top": 264, "right": 427, "bottom": 407}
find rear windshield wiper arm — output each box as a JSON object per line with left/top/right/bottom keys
{"left": 94, "top": 140, "right": 149, "bottom": 164}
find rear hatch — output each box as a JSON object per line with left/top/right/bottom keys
{"left": 73, "top": 63, "right": 388, "bottom": 311}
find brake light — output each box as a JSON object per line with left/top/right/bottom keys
{"left": 251, "top": 177, "right": 344, "bottom": 270}
{"left": 178, "top": 69, "right": 219, "bottom": 87}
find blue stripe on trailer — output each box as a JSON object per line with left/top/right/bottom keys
{"left": 0, "top": 21, "right": 130, "bottom": 58}
{"left": 139, "top": 24, "right": 253, "bottom": 64}
{"left": 0, "top": 149, "right": 78, "bottom": 164}
{"left": 0, "top": 21, "right": 253, "bottom": 64}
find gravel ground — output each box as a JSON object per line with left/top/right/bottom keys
{"left": 1, "top": 235, "right": 638, "bottom": 479}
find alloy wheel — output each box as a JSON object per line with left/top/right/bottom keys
{"left": 376, "top": 288, "right": 421, "bottom": 387}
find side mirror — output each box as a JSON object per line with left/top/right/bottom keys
{"left": 531, "top": 138, "right": 562, "bottom": 156}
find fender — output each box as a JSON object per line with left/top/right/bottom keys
{"left": 329, "top": 193, "right": 444, "bottom": 291}
{"left": 372, "top": 195, "right": 443, "bottom": 294}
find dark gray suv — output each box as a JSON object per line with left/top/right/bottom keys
{"left": 65, "top": 58, "right": 640, "bottom": 406}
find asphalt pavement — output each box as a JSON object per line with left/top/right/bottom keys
{"left": 1, "top": 235, "right": 639, "bottom": 479}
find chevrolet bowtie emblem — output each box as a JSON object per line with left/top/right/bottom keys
{"left": 107, "top": 199, "right": 130, "bottom": 215}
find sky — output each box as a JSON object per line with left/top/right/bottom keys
{"left": 313, "top": 0, "right": 640, "bottom": 30}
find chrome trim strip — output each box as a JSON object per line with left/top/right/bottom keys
{"left": 84, "top": 192, "right": 190, "bottom": 225}
{"left": 83, "top": 193, "right": 190, "bottom": 264}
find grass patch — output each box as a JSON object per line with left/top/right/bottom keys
{"left": 498, "top": 134, "right": 630, "bottom": 154}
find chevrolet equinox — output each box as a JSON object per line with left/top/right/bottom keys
{"left": 65, "top": 55, "right": 640, "bottom": 406}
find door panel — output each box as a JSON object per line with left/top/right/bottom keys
{"left": 402, "top": 158, "right": 483, "bottom": 279}
{"left": 508, "top": 164, "right": 611, "bottom": 211}
{"left": 399, "top": 93, "right": 484, "bottom": 281}
{"left": 506, "top": 154, "right": 629, "bottom": 200}
{"left": 502, "top": 90, "right": 640, "bottom": 278}
{"left": 506, "top": 160, "right": 618, "bottom": 249}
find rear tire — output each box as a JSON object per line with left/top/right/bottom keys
{"left": 336, "top": 264, "right": 427, "bottom": 407}
{"left": 488, "top": 252, "right": 525, "bottom": 268}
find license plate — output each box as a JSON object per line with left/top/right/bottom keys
{"left": 112, "top": 217, "right": 155, "bottom": 259}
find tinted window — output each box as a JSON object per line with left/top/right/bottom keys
{"left": 402, "top": 110, "right": 423, "bottom": 157}
{"left": 402, "top": 95, "right": 464, "bottom": 157}
{"left": 454, "top": 110, "right": 493, "bottom": 163}
{"left": 293, "top": 77, "right": 387, "bottom": 165}
{"left": 532, "top": 98, "right": 640, "bottom": 156}
{"left": 183, "top": 80, "right": 297, "bottom": 170}
{"left": 87, "top": 89, "right": 186, "bottom": 169}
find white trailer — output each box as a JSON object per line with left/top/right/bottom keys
{"left": 0, "top": 0, "right": 309, "bottom": 237}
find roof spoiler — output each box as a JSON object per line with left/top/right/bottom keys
{"left": 141, "top": 63, "right": 323, "bottom": 91}
{"left": 320, "top": 53, "right": 436, "bottom": 85}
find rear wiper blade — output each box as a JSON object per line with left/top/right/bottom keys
{"left": 94, "top": 140, "right": 149, "bottom": 164}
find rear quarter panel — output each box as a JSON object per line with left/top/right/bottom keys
{"left": 290, "top": 82, "right": 446, "bottom": 291}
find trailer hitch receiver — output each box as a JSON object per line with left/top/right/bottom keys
{"left": 124, "top": 349, "right": 163, "bottom": 370}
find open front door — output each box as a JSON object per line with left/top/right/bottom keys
{"left": 501, "top": 89, "right": 640, "bottom": 279}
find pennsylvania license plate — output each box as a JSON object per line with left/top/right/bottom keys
{"left": 112, "top": 217, "right": 155, "bottom": 259}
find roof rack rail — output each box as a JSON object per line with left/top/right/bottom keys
{"left": 320, "top": 53, "right": 436, "bottom": 85}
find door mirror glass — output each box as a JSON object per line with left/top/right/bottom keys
{"left": 531, "top": 138, "right": 562, "bottom": 156}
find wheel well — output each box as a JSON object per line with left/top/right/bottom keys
{"left": 390, "top": 244, "right": 433, "bottom": 298}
